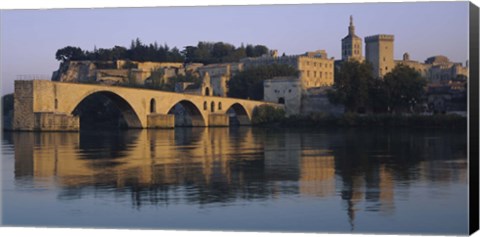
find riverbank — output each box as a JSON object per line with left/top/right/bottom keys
{"left": 254, "top": 113, "right": 467, "bottom": 129}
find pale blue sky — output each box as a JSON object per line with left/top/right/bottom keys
{"left": 0, "top": 2, "right": 469, "bottom": 95}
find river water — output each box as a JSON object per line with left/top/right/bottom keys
{"left": 1, "top": 127, "right": 468, "bottom": 235}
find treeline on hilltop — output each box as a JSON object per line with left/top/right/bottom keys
{"left": 183, "top": 42, "right": 268, "bottom": 64}
{"left": 55, "top": 38, "right": 269, "bottom": 65}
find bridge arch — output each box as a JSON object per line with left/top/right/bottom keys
{"left": 167, "top": 100, "right": 206, "bottom": 127}
{"left": 12, "top": 81, "right": 283, "bottom": 131}
{"left": 225, "top": 103, "right": 251, "bottom": 126}
{"left": 71, "top": 90, "right": 143, "bottom": 128}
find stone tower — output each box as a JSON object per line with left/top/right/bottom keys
{"left": 365, "top": 34, "right": 395, "bottom": 78}
{"left": 341, "top": 15, "right": 363, "bottom": 62}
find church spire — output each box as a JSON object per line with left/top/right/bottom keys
{"left": 348, "top": 15, "right": 355, "bottom": 35}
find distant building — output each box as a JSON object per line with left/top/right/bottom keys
{"left": 197, "top": 62, "right": 244, "bottom": 97}
{"left": 365, "top": 34, "right": 395, "bottom": 78}
{"left": 395, "top": 54, "right": 468, "bottom": 84}
{"left": 263, "top": 77, "right": 344, "bottom": 116}
{"left": 341, "top": 16, "right": 363, "bottom": 62}
{"left": 394, "top": 53, "right": 431, "bottom": 78}
{"left": 175, "top": 72, "right": 213, "bottom": 96}
{"left": 241, "top": 50, "right": 335, "bottom": 88}
{"left": 426, "top": 82, "right": 467, "bottom": 114}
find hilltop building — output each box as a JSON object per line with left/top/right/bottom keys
{"left": 341, "top": 16, "right": 363, "bottom": 62}
{"left": 52, "top": 60, "right": 203, "bottom": 86}
{"left": 365, "top": 34, "right": 395, "bottom": 78}
{"left": 253, "top": 50, "right": 339, "bottom": 116}
{"left": 395, "top": 54, "right": 468, "bottom": 84}
{"left": 241, "top": 50, "right": 335, "bottom": 88}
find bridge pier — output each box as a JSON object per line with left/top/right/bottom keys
{"left": 33, "top": 112, "right": 79, "bottom": 131}
{"left": 208, "top": 114, "right": 229, "bottom": 127}
{"left": 147, "top": 114, "right": 175, "bottom": 128}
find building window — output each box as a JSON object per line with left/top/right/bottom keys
{"left": 278, "top": 97, "right": 285, "bottom": 104}
{"left": 150, "top": 99, "right": 156, "bottom": 113}
{"left": 218, "top": 102, "right": 222, "bottom": 110}
{"left": 320, "top": 72, "right": 323, "bottom": 78}
{"left": 307, "top": 71, "right": 310, "bottom": 77}
{"left": 204, "top": 101, "right": 207, "bottom": 110}
{"left": 288, "top": 89, "right": 292, "bottom": 93}
{"left": 314, "top": 71, "right": 317, "bottom": 77}
{"left": 211, "top": 101, "right": 215, "bottom": 112}
{"left": 54, "top": 99, "right": 58, "bottom": 110}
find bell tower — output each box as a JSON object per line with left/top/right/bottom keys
{"left": 341, "top": 15, "right": 363, "bottom": 62}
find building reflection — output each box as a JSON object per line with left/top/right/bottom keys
{"left": 299, "top": 154, "right": 336, "bottom": 198}
{"left": 9, "top": 127, "right": 467, "bottom": 222}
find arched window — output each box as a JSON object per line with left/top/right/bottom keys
{"left": 218, "top": 102, "right": 222, "bottom": 110}
{"left": 150, "top": 98, "right": 156, "bottom": 113}
{"left": 278, "top": 97, "right": 285, "bottom": 104}
{"left": 54, "top": 99, "right": 58, "bottom": 110}
{"left": 211, "top": 101, "right": 215, "bottom": 112}
{"left": 205, "top": 87, "right": 210, "bottom": 96}
{"left": 204, "top": 101, "right": 207, "bottom": 110}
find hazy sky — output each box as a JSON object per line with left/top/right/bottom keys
{"left": 0, "top": 1, "right": 469, "bottom": 95}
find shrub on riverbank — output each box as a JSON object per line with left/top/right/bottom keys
{"left": 251, "top": 105, "right": 286, "bottom": 125}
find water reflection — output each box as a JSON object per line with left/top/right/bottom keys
{"left": 4, "top": 127, "right": 467, "bottom": 232}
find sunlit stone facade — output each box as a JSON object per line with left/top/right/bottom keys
{"left": 241, "top": 50, "right": 334, "bottom": 89}
{"left": 365, "top": 34, "right": 395, "bottom": 78}
{"left": 263, "top": 76, "right": 302, "bottom": 115}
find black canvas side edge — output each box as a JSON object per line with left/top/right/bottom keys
{"left": 470, "top": 1, "right": 480, "bottom": 235}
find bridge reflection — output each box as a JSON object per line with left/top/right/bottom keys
{"left": 7, "top": 127, "right": 467, "bottom": 227}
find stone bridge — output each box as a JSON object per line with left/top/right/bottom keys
{"left": 13, "top": 80, "right": 283, "bottom": 131}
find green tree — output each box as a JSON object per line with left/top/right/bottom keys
{"left": 253, "top": 45, "right": 268, "bottom": 57}
{"left": 183, "top": 42, "right": 269, "bottom": 65}
{"left": 227, "top": 64, "right": 298, "bottom": 100}
{"left": 367, "top": 76, "right": 389, "bottom": 113}
{"left": 327, "top": 61, "right": 374, "bottom": 113}
{"left": 55, "top": 46, "right": 85, "bottom": 62}
{"left": 383, "top": 65, "right": 427, "bottom": 113}
{"left": 111, "top": 46, "right": 128, "bottom": 60}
